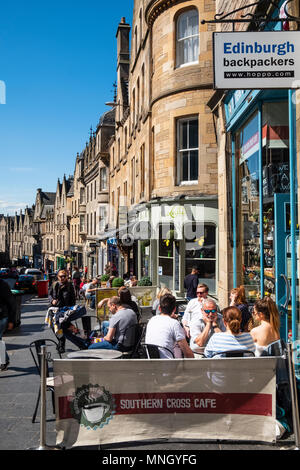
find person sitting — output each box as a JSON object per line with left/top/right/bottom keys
{"left": 130, "top": 276, "right": 138, "bottom": 287}
{"left": 118, "top": 287, "right": 140, "bottom": 321}
{"left": 189, "top": 299, "right": 225, "bottom": 354}
{"left": 204, "top": 306, "right": 256, "bottom": 358}
{"left": 250, "top": 296, "right": 280, "bottom": 357}
{"left": 48, "top": 269, "right": 76, "bottom": 353}
{"left": 229, "top": 286, "right": 252, "bottom": 332}
{"left": 89, "top": 296, "right": 137, "bottom": 351}
{"left": 182, "top": 283, "right": 218, "bottom": 339}
{"left": 85, "top": 278, "right": 99, "bottom": 309}
{"left": 152, "top": 287, "right": 172, "bottom": 315}
{"left": 145, "top": 293, "right": 194, "bottom": 359}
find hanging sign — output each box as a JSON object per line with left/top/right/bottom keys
{"left": 213, "top": 31, "right": 300, "bottom": 89}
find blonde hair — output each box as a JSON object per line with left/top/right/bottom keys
{"left": 254, "top": 297, "right": 280, "bottom": 337}
{"left": 222, "top": 306, "right": 242, "bottom": 334}
{"left": 157, "top": 287, "right": 172, "bottom": 299}
{"left": 231, "top": 285, "right": 247, "bottom": 305}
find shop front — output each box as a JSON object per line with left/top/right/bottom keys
{"left": 135, "top": 199, "right": 218, "bottom": 298}
{"left": 225, "top": 88, "right": 298, "bottom": 340}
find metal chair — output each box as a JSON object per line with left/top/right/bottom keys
{"left": 119, "top": 323, "right": 145, "bottom": 358}
{"left": 142, "top": 343, "right": 175, "bottom": 359}
{"left": 29, "top": 339, "right": 62, "bottom": 423}
{"left": 211, "top": 349, "right": 255, "bottom": 358}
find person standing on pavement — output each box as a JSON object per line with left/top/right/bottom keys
{"left": 184, "top": 266, "right": 199, "bottom": 301}
{"left": 72, "top": 266, "right": 81, "bottom": 299}
{"left": 0, "top": 278, "right": 16, "bottom": 370}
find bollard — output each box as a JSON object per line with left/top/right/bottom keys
{"left": 29, "top": 345, "right": 61, "bottom": 450}
{"left": 287, "top": 342, "right": 300, "bottom": 450}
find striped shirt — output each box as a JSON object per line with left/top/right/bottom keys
{"left": 204, "top": 332, "right": 256, "bottom": 358}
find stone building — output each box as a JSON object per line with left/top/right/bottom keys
{"left": 69, "top": 153, "right": 85, "bottom": 272}
{"left": 108, "top": 1, "right": 218, "bottom": 296}
{"left": 53, "top": 176, "right": 73, "bottom": 270}
{"left": 33, "top": 188, "right": 56, "bottom": 269}
{"left": 23, "top": 207, "right": 35, "bottom": 267}
{"left": 0, "top": 215, "right": 10, "bottom": 266}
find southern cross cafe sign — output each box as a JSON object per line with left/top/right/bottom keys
{"left": 213, "top": 31, "right": 300, "bottom": 89}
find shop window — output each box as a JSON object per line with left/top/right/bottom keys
{"left": 176, "top": 9, "right": 199, "bottom": 68}
{"left": 185, "top": 223, "right": 216, "bottom": 293}
{"left": 158, "top": 224, "right": 176, "bottom": 290}
{"left": 262, "top": 101, "right": 290, "bottom": 300}
{"left": 237, "top": 112, "right": 261, "bottom": 302}
{"left": 177, "top": 116, "right": 199, "bottom": 184}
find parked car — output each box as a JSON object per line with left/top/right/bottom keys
{"left": 15, "top": 275, "right": 36, "bottom": 293}
{"left": 24, "top": 269, "right": 43, "bottom": 280}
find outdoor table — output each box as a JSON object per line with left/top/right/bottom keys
{"left": 67, "top": 349, "right": 123, "bottom": 359}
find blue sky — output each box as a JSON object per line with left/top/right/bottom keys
{"left": 0, "top": 0, "right": 133, "bottom": 215}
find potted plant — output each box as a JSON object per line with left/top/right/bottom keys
{"left": 137, "top": 276, "right": 152, "bottom": 286}
{"left": 100, "top": 274, "right": 110, "bottom": 287}
{"left": 111, "top": 277, "right": 125, "bottom": 288}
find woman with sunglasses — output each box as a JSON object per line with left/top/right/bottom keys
{"left": 204, "top": 306, "right": 256, "bottom": 358}
{"left": 250, "top": 297, "right": 280, "bottom": 357}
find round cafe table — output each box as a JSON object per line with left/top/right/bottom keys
{"left": 67, "top": 349, "right": 123, "bottom": 359}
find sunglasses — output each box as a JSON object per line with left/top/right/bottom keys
{"left": 197, "top": 291, "right": 206, "bottom": 295}
{"left": 58, "top": 275, "right": 67, "bottom": 279}
{"left": 204, "top": 309, "right": 217, "bottom": 314}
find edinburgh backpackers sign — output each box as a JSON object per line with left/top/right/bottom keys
{"left": 213, "top": 31, "right": 300, "bottom": 89}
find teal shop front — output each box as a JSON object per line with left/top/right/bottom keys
{"left": 225, "top": 88, "right": 298, "bottom": 341}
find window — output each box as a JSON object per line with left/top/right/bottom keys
{"left": 176, "top": 9, "right": 199, "bottom": 68}
{"left": 99, "top": 206, "right": 107, "bottom": 232}
{"left": 185, "top": 223, "right": 217, "bottom": 293}
{"left": 131, "top": 158, "right": 135, "bottom": 203}
{"left": 80, "top": 215, "right": 85, "bottom": 233}
{"left": 141, "top": 144, "right": 145, "bottom": 195}
{"left": 100, "top": 167, "right": 107, "bottom": 190}
{"left": 124, "top": 181, "right": 128, "bottom": 206}
{"left": 177, "top": 116, "right": 199, "bottom": 184}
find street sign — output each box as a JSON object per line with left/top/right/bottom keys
{"left": 213, "top": 31, "right": 300, "bottom": 89}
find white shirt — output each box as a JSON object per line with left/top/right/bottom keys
{"left": 182, "top": 296, "right": 219, "bottom": 327}
{"left": 145, "top": 315, "right": 186, "bottom": 359}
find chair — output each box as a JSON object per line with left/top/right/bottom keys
{"left": 29, "top": 339, "right": 62, "bottom": 423}
{"left": 142, "top": 343, "right": 175, "bottom": 359}
{"left": 120, "top": 323, "right": 146, "bottom": 359}
{"left": 211, "top": 349, "right": 255, "bottom": 358}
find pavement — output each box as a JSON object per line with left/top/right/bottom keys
{"left": 0, "top": 294, "right": 298, "bottom": 455}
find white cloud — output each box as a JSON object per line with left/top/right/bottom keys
{"left": 0, "top": 200, "right": 28, "bottom": 215}
{"left": 9, "top": 167, "right": 35, "bottom": 173}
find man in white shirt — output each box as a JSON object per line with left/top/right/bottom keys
{"left": 189, "top": 299, "right": 225, "bottom": 353}
{"left": 182, "top": 283, "right": 218, "bottom": 338}
{"left": 145, "top": 294, "right": 194, "bottom": 359}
